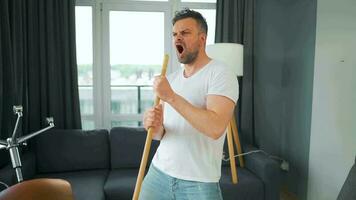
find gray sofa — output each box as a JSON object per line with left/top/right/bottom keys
{"left": 0, "top": 127, "right": 280, "bottom": 200}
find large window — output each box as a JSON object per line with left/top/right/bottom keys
{"left": 75, "top": 0, "right": 216, "bottom": 129}
{"left": 109, "top": 11, "right": 165, "bottom": 126}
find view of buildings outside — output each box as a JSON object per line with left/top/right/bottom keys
{"left": 78, "top": 63, "right": 160, "bottom": 128}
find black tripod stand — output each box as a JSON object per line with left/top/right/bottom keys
{"left": 0, "top": 106, "right": 54, "bottom": 182}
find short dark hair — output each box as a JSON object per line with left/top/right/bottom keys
{"left": 172, "top": 8, "right": 208, "bottom": 35}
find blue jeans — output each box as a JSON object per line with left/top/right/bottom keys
{"left": 139, "top": 164, "right": 223, "bottom": 200}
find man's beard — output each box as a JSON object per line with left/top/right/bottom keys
{"left": 177, "top": 50, "right": 199, "bottom": 64}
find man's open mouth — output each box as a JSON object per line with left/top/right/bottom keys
{"left": 176, "top": 44, "right": 184, "bottom": 54}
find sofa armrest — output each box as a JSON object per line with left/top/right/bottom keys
{"left": 243, "top": 145, "right": 281, "bottom": 200}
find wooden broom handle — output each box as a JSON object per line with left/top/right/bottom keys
{"left": 132, "top": 54, "right": 169, "bottom": 200}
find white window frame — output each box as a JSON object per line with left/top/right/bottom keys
{"left": 75, "top": 1, "right": 96, "bottom": 129}
{"left": 101, "top": 2, "right": 173, "bottom": 129}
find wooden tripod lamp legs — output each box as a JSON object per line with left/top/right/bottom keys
{"left": 227, "top": 123, "right": 238, "bottom": 184}
{"left": 231, "top": 115, "right": 244, "bottom": 167}
{"left": 226, "top": 114, "right": 245, "bottom": 184}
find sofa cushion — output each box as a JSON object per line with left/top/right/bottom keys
{"left": 104, "top": 169, "right": 138, "bottom": 200}
{"left": 110, "top": 127, "right": 159, "bottom": 169}
{"left": 35, "top": 129, "right": 110, "bottom": 173}
{"left": 36, "top": 169, "right": 108, "bottom": 200}
{"left": 220, "top": 166, "right": 264, "bottom": 200}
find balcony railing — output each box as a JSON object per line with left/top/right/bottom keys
{"left": 78, "top": 85, "right": 154, "bottom": 128}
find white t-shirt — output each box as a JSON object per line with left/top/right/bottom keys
{"left": 152, "top": 59, "right": 239, "bottom": 182}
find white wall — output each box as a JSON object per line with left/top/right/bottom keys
{"left": 308, "top": 0, "right": 356, "bottom": 199}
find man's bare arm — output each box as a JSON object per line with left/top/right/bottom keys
{"left": 154, "top": 75, "right": 235, "bottom": 140}
{"left": 166, "top": 93, "right": 235, "bottom": 140}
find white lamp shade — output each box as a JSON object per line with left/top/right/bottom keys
{"left": 206, "top": 43, "right": 244, "bottom": 76}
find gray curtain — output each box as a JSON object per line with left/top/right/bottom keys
{"left": 0, "top": 0, "right": 81, "bottom": 167}
{"left": 215, "top": 0, "right": 256, "bottom": 145}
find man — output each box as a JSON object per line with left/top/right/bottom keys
{"left": 140, "top": 8, "right": 238, "bottom": 200}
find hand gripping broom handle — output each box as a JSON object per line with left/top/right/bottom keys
{"left": 132, "top": 54, "right": 169, "bottom": 200}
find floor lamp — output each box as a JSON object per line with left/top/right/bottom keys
{"left": 206, "top": 43, "right": 244, "bottom": 184}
